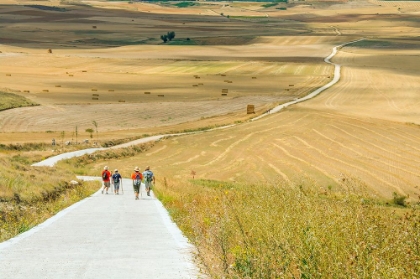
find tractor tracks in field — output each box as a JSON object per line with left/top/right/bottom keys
{"left": 32, "top": 39, "right": 363, "bottom": 167}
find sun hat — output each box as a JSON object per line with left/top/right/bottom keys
{"left": 134, "top": 166, "right": 139, "bottom": 172}
{"left": 114, "top": 169, "right": 118, "bottom": 172}
{"left": 104, "top": 166, "right": 108, "bottom": 170}
{"left": 145, "top": 166, "right": 150, "bottom": 170}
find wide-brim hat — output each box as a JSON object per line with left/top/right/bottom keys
{"left": 114, "top": 169, "right": 118, "bottom": 172}
{"left": 134, "top": 166, "right": 139, "bottom": 172}
{"left": 145, "top": 166, "right": 150, "bottom": 170}
{"left": 104, "top": 166, "right": 108, "bottom": 170}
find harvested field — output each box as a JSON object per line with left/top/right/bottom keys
{"left": 1, "top": 0, "right": 420, "bottom": 202}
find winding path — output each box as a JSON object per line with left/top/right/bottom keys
{"left": 32, "top": 39, "right": 363, "bottom": 167}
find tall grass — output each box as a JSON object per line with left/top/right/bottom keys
{"left": 155, "top": 178, "right": 420, "bottom": 278}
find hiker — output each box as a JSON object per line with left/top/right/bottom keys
{"left": 101, "top": 166, "right": 111, "bottom": 194}
{"left": 131, "top": 166, "right": 143, "bottom": 200}
{"left": 143, "top": 166, "right": 155, "bottom": 196}
{"left": 112, "top": 169, "right": 122, "bottom": 195}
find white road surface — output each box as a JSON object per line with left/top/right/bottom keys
{"left": 0, "top": 177, "right": 204, "bottom": 279}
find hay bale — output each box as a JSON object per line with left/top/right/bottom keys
{"left": 108, "top": 89, "right": 114, "bottom": 92}
{"left": 48, "top": 49, "right": 52, "bottom": 54}
{"left": 193, "top": 84, "right": 198, "bottom": 87}
{"left": 24, "top": 90, "right": 30, "bottom": 93}
{"left": 247, "top": 105, "right": 255, "bottom": 114}
{"left": 195, "top": 76, "right": 200, "bottom": 79}
{"left": 43, "top": 90, "right": 49, "bottom": 92}
{"left": 221, "top": 74, "right": 226, "bottom": 76}
{"left": 144, "top": 92, "right": 151, "bottom": 94}
{"left": 6, "top": 74, "right": 11, "bottom": 76}
{"left": 118, "top": 99, "right": 125, "bottom": 102}
{"left": 91, "top": 89, "right": 97, "bottom": 91}
{"left": 158, "top": 95, "right": 164, "bottom": 97}
{"left": 92, "top": 94, "right": 99, "bottom": 97}
{"left": 82, "top": 70, "right": 87, "bottom": 72}
{"left": 92, "top": 26, "right": 97, "bottom": 29}
{"left": 221, "top": 93, "right": 227, "bottom": 96}
{"left": 289, "top": 84, "right": 294, "bottom": 87}
{"left": 222, "top": 89, "right": 228, "bottom": 93}
{"left": 198, "top": 83, "right": 204, "bottom": 85}
{"left": 252, "top": 77, "right": 257, "bottom": 79}
{"left": 92, "top": 97, "right": 99, "bottom": 100}
{"left": 55, "top": 85, "right": 61, "bottom": 87}
{"left": 69, "top": 74, "right": 74, "bottom": 77}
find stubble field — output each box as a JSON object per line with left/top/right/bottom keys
{"left": 1, "top": 0, "right": 420, "bottom": 200}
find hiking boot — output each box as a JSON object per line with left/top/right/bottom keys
{"left": 101, "top": 190, "right": 104, "bottom": 194}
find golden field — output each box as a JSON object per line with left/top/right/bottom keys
{"left": 1, "top": 0, "right": 420, "bottom": 276}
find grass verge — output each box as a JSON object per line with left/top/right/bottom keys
{"left": 155, "top": 177, "right": 420, "bottom": 278}
{"left": 0, "top": 151, "right": 100, "bottom": 242}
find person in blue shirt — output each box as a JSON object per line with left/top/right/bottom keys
{"left": 111, "top": 169, "right": 122, "bottom": 195}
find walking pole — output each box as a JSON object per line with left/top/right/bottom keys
{"left": 121, "top": 179, "right": 124, "bottom": 195}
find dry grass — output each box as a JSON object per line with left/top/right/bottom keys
{"left": 155, "top": 177, "right": 420, "bottom": 278}
{"left": 0, "top": 150, "right": 100, "bottom": 242}
{"left": 0, "top": 91, "right": 39, "bottom": 112}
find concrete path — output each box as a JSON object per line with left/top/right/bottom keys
{"left": 0, "top": 177, "right": 205, "bottom": 279}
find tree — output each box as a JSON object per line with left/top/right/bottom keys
{"left": 167, "top": 31, "right": 175, "bottom": 41}
{"left": 92, "top": 120, "right": 98, "bottom": 139}
{"left": 86, "top": 128, "right": 94, "bottom": 138}
{"left": 160, "top": 34, "right": 168, "bottom": 43}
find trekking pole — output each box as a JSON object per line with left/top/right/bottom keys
{"left": 121, "top": 179, "right": 124, "bottom": 195}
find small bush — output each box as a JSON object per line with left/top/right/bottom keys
{"left": 393, "top": 192, "right": 407, "bottom": 207}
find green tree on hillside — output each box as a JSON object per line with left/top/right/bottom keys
{"left": 167, "top": 31, "right": 175, "bottom": 41}
{"left": 161, "top": 34, "right": 168, "bottom": 43}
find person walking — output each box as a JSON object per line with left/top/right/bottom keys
{"left": 101, "top": 166, "right": 111, "bottom": 194}
{"left": 143, "top": 166, "right": 155, "bottom": 196}
{"left": 131, "top": 167, "right": 143, "bottom": 200}
{"left": 112, "top": 169, "right": 122, "bottom": 195}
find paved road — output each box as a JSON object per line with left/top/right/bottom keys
{"left": 0, "top": 177, "right": 205, "bottom": 279}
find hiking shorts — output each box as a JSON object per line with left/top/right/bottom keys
{"left": 144, "top": 181, "right": 153, "bottom": 190}
{"left": 104, "top": 181, "right": 110, "bottom": 188}
{"left": 133, "top": 183, "right": 140, "bottom": 193}
{"left": 114, "top": 182, "right": 120, "bottom": 190}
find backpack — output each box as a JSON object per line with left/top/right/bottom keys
{"left": 145, "top": 171, "right": 153, "bottom": 183}
{"left": 133, "top": 173, "right": 141, "bottom": 186}
{"left": 113, "top": 174, "right": 120, "bottom": 184}
{"left": 102, "top": 171, "right": 108, "bottom": 180}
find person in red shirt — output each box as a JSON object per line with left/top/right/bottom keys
{"left": 101, "top": 166, "right": 111, "bottom": 194}
{"left": 131, "top": 166, "right": 143, "bottom": 200}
